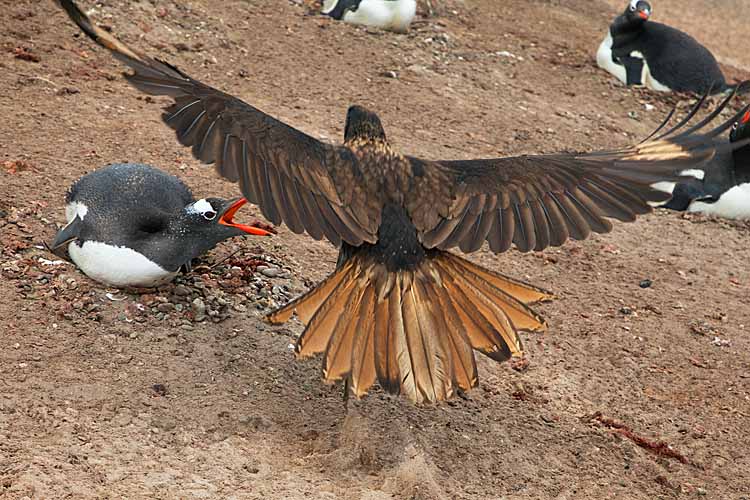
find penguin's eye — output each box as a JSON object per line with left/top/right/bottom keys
{"left": 202, "top": 210, "right": 217, "bottom": 221}
{"left": 629, "top": 5, "right": 636, "bottom": 11}
{"left": 732, "top": 122, "right": 739, "bottom": 131}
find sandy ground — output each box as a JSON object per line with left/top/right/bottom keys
{"left": 1, "top": 0, "right": 749, "bottom": 498}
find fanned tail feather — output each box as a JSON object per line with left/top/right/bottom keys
{"left": 266, "top": 251, "right": 553, "bottom": 403}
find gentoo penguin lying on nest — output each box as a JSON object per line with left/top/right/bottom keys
{"left": 596, "top": 0, "right": 730, "bottom": 94}
{"left": 658, "top": 105, "right": 750, "bottom": 219}
{"left": 321, "top": 0, "right": 416, "bottom": 33}
{"left": 50, "top": 163, "right": 273, "bottom": 287}
{"left": 56, "top": 0, "right": 750, "bottom": 403}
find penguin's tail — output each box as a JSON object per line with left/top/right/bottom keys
{"left": 267, "top": 250, "right": 552, "bottom": 403}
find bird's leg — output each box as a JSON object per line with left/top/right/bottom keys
{"left": 343, "top": 376, "right": 351, "bottom": 410}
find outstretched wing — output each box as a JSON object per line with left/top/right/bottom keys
{"left": 406, "top": 90, "right": 750, "bottom": 253}
{"left": 56, "top": 0, "right": 381, "bottom": 247}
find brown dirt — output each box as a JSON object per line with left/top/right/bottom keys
{"left": 2, "top": 1, "right": 750, "bottom": 498}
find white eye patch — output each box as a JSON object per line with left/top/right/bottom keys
{"left": 187, "top": 199, "right": 217, "bottom": 219}
{"left": 629, "top": 0, "right": 639, "bottom": 8}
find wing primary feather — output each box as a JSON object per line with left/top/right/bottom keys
{"left": 702, "top": 103, "right": 750, "bottom": 140}
{"left": 179, "top": 109, "right": 207, "bottom": 141}
{"left": 311, "top": 195, "right": 343, "bottom": 245}
{"left": 193, "top": 118, "right": 217, "bottom": 163}
{"left": 499, "top": 207, "right": 515, "bottom": 252}
{"left": 650, "top": 95, "right": 708, "bottom": 142}
{"left": 578, "top": 181, "right": 635, "bottom": 222}
{"left": 282, "top": 174, "right": 315, "bottom": 235}
{"left": 197, "top": 118, "right": 222, "bottom": 164}
{"left": 639, "top": 106, "right": 677, "bottom": 144}
{"left": 512, "top": 202, "right": 536, "bottom": 252}
{"left": 165, "top": 99, "right": 201, "bottom": 124}
{"left": 529, "top": 199, "right": 551, "bottom": 251}
{"left": 549, "top": 192, "right": 589, "bottom": 240}
{"left": 267, "top": 164, "right": 295, "bottom": 230}
{"left": 314, "top": 195, "right": 362, "bottom": 246}
{"left": 295, "top": 189, "right": 326, "bottom": 241}
{"left": 540, "top": 195, "right": 569, "bottom": 247}
{"left": 566, "top": 188, "right": 611, "bottom": 234}
{"left": 221, "top": 135, "right": 243, "bottom": 184}
{"left": 257, "top": 156, "right": 282, "bottom": 225}
{"left": 671, "top": 86, "right": 736, "bottom": 140}
{"left": 237, "top": 140, "right": 262, "bottom": 205}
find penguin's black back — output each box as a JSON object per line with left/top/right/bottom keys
{"left": 67, "top": 163, "right": 194, "bottom": 212}
{"left": 65, "top": 163, "right": 198, "bottom": 253}
{"left": 613, "top": 21, "right": 726, "bottom": 93}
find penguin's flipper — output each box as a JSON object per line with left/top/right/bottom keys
{"left": 662, "top": 181, "right": 710, "bottom": 211}
{"left": 50, "top": 215, "right": 83, "bottom": 250}
{"left": 620, "top": 55, "right": 645, "bottom": 86}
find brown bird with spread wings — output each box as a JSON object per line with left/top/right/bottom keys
{"left": 57, "top": 0, "right": 749, "bottom": 403}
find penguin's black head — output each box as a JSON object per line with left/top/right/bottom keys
{"left": 163, "top": 197, "right": 272, "bottom": 268}
{"left": 730, "top": 110, "right": 750, "bottom": 142}
{"left": 625, "top": 0, "right": 651, "bottom": 22}
{"left": 180, "top": 197, "right": 270, "bottom": 241}
{"left": 344, "top": 105, "right": 387, "bottom": 142}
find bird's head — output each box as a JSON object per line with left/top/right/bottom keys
{"left": 625, "top": 0, "right": 651, "bottom": 22}
{"left": 344, "top": 105, "right": 387, "bottom": 143}
{"left": 730, "top": 109, "right": 750, "bottom": 143}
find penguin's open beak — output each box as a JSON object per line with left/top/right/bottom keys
{"left": 218, "top": 198, "right": 276, "bottom": 236}
{"left": 638, "top": 9, "right": 650, "bottom": 19}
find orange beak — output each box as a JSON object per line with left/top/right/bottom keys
{"left": 638, "top": 10, "right": 649, "bottom": 19}
{"left": 742, "top": 110, "right": 750, "bottom": 125}
{"left": 219, "top": 198, "right": 275, "bottom": 236}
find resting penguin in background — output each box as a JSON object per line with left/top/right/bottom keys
{"left": 659, "top": 110, "right": 750, "bottom": 219}
{"left": 50, "top": 163, "right": 273, "bottom": 287}
{"left": 596, "top": 0, "right": 730, "bottom": 94}
{"left": 322, "top": 0, "right": 416, "bottom": 33}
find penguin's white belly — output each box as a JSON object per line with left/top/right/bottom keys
{"left": 688, "top": 183, "right": 750, "bottom": 220}
{"left": 68, "top": 240, "right": 177, "bottom": 288}
{"left": 343, "top": 0, "right": 416, "bottom": 32}
{"left": 597, "top": 32, "right": 627, "bottom": 84}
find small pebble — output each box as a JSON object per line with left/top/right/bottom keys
{"left": 152, "top": 384, "right": 168, "bottom": 397}
{"left": 261, "top": 267, "right": 283, "bottom": 278}
{"left": 192, "top": 298, "right": 206, "bottom": 315}
{"left": 157, "top": 303, "right": 175, "bottom": 313}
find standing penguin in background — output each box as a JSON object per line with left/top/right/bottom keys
{"left": 50, "top": 163, "right": 273, "bottom": 288}
{"left": 322, "top": 0, "right": 417, "bottom": 33}
{"left": 596, "top": 0, "right": 729, "bottom": 94}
